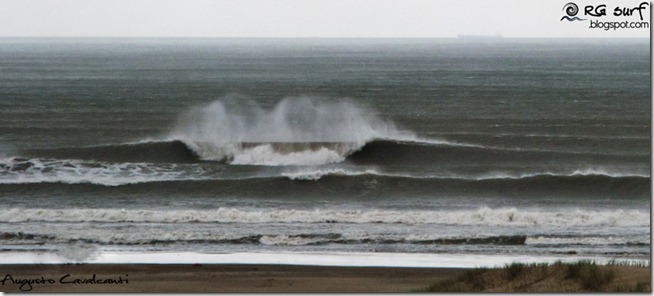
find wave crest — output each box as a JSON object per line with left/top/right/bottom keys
{"left": 169, "top": 96, "right": 408, "bottom": 165}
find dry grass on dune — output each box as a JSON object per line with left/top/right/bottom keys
{"left": 420, "top": 260, "right": 651, "bottom": 293}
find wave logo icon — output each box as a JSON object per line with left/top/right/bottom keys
{"left": 560, "top": 2, "right": 586, "bottom": 21}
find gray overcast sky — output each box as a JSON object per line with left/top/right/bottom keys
{"left": 0, "top": 0, "right": 650, "bottom": 38}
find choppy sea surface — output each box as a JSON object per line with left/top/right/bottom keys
{"left": 0, "top": 38, "right": 650, "bottom": 265}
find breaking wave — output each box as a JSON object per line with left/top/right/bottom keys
{"left": 17, "top": 137, "right": 647, "bottom": 169}
{"left": 167, "top": 96, "right": 408, "bottom": 165}
{"left": 1, "top": 207, "right": 648, "bottom": 227}
{"left": 14, "top": 96, "right": 646, "bottom": 168}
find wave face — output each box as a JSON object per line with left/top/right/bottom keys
{"left": 346, "top": 140, "right": 647, "bottom": 167}
{"left": 168, "top": 96, "right": 407, "bottom": 165}
{"left": 23, "top": 140, "right": 200, "bottom": 164}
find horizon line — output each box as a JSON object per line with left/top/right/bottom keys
{"left": 0, "top": 36, "right": 649, "bottom": 40}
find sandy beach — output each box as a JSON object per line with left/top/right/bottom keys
{"left": 1, "top": 262, "right": 649, "bottom": 292}
{"left": 0, "top": 264, "right": 465, "bottom": 292}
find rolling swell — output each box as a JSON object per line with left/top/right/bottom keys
{"left": 2, "top": 173, "right": 649, "bottom": 199}
{"left": 347, "top": 140, "right": 648, "bottom": 167}
{"left": 17, "top": 138, "right": 647, "bottom": 167}
{"left": 23, "top": 140, "right": 201, "bottom": 163}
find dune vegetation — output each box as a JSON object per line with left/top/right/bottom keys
{"left": 420, "top": 260, "right": 650, "bottom": 293}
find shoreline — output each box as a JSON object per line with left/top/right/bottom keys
{"left": 2, "top": 251, "right": 649, "bottom": 268}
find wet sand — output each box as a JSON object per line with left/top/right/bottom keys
{"left": 0, "top": 264, "right": 465, "bottom": 292}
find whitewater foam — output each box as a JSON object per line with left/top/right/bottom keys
{"left": 282, "top": 168, "right": 384, "bottom": 181}
{"left": 230, "top": 144, "right": 347, "bottom": 166}
{"left": 470, "top": 168, "right": 650, "bottom": 180}
{"left": 1, "top": 207, "right": 648, "bottom": 227}
{"left": 1, "top": 156, "right": 647, "bottom": 186}
{"left": 281, "top": 166, "right": 649, "bottom": 181}
{"left": 259, "top": 235, "right": 328, "bottom": 246}
{"left": 0, "top": 157, "right": 205, "bottom": 186}
{"left": 526, "top": 236, "right": 648, "bottom": 246}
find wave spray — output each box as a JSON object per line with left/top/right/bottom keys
{"left": 169, "top": 96, "right": 406, "bottom": 165}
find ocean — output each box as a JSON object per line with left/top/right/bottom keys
{"left": 0, "top": 38, "right": 650, "bottom": 266}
